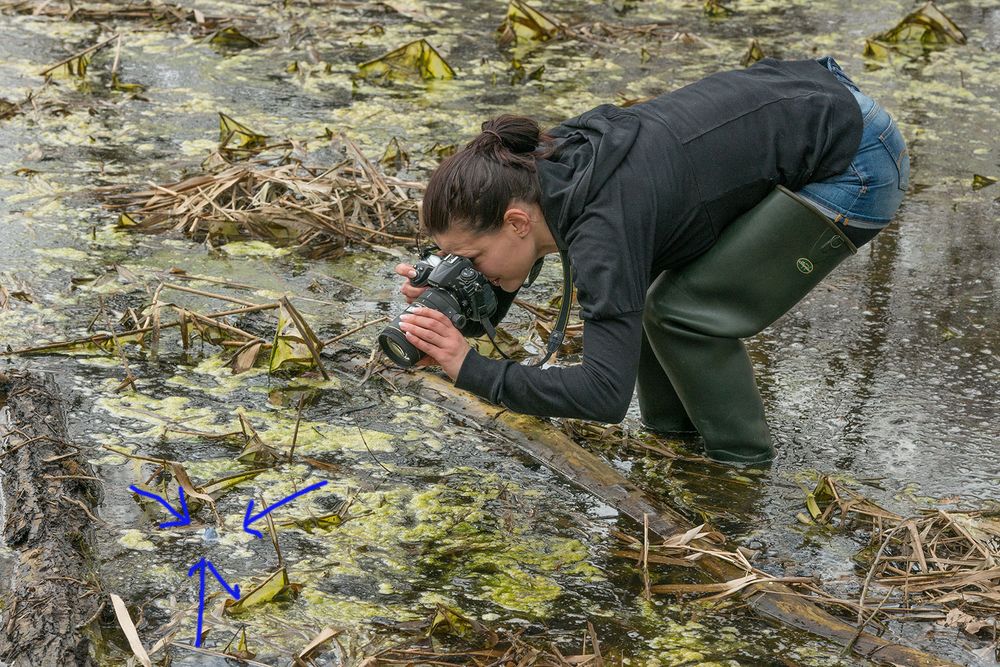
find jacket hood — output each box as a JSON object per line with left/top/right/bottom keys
{"left": 536, "top": 104, "right": 639, "bottom": 248}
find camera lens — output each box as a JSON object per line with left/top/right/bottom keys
{"left": 378, "top": 326, "right": 423, "bottom": 367}
{"left": 378, "top": 288, "right": 464, "bottom": 368}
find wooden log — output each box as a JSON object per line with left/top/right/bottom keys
{"left": 369, "top": 364, "right": 959, "bottom": 667}
{"left": 0, "top": 370, "right": 103, "bottom": 666}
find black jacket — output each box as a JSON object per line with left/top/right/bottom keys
{"left": 456, "top": 58, "right": 863, "bottom": 422}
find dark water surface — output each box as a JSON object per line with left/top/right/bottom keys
{"left": 0, "top": 0, "right": 998, "bottom": 665}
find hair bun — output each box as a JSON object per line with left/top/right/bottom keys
{"left": 480, "top": 115, "right": 541, "bottom": 155}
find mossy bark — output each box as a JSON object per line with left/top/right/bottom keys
{"left": 0, "top": 370, "right": 103, "bottom": 666}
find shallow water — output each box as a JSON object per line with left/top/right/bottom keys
{"left": 0, "top": 0, "right": 998, "bottom": 665}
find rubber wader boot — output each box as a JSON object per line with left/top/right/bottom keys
{"left": 637, "top": 331, "right": 697, "bottom": 435}
{"left": 642, "top": 185, "right": 857, "bottom": 464}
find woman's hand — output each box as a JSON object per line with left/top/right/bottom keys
{"left": 398, "top": 307, "right": 470, "bottom": 380}
{"left": 394, "top": 263, "right": 427, "bottom": 303}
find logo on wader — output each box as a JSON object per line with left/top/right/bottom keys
{"left": 796, "top": 258, "right": 814, "bottom": 274}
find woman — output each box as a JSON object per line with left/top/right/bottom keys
{"left": 393, "top": 57, "right": 909, "bottom": 465}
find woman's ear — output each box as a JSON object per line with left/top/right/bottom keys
{"left": 503, "top": 205, "right": 532, "bottom": 238}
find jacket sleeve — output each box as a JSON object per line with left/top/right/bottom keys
{"left": 454, "top": 311, "right": 643, "bottom": 423}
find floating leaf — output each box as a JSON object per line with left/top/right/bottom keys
{"left": 226, "top": 340, "right": 264, "bottom": 374}
{"left": 497, "top": 0, "right": 561, "bottom": 46}
{"left": 118, "top": 212, "right": 139, "bottom": 227}
{"left": 224, "top": 567, "right": 300, "bottom": 614}
{"left": 862, "top": 39, "right": 892, "bottom": 60}
{"left": 805, "top": 491, "right": 822, "bottom": 520}
{"left": 704, "top": 0, "right": 733, "bottom": 18}
{"left": 218, "top": 113, "right": 268, "bottom": 151}
{"left": 268, "top": 298, "right": 327, "bottom": 377}
{"left": 111, "top": 73, "right": 146, "bottom": 93}
{"left": 51, "top": 53, "right": 92, "bottom": 78}
{"left": 972, "top": 174, "right": 997, "bottom": 191}
{"left": 470, "top": 326, "right": 528, "bottom": 360}
{"left": 509, "top": 58, "right": 544, "bottom": 85}
{"left": 424, "top": 142, "right": 456, "bottom": 161}
{"left": 187, "top": 316, "right": 230, "bottom": 346}
{"left": 1, "top": 98, "right": 21, "bottom": 120}
{"left": 201, "top": 468, "right": 266, "bottom": 498}
{"left": 223, "top": 626, "right": 256, "bottom": 661}
{"left": 380, "top": 136, "right": 410, "bottom": 171}
{"left": 236, "top": 413, "right": 280, "bottom": 465}
{"left": 296, "top": 627, "right": 339, "bottom": 663}
{"left": 427, "top": 604, "right": 494, "bottom": 641}
{"left": 277, "top": 511, "right": 344, "bottom": 533}
{"left": 740, "top": 39, "right": 764, "bottom": 67}
{"left": 873, "top": 1, "right": 966, "bottom": 46}
{"left": 171, "top": 463, "right": 217, "bottom": 507}
{"left": 357, "top": 39, "right": 455, "bottom": 81}
{"left": 209, "top": 27, "right": 260, "bottom": 51}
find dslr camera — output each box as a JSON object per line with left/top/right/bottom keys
{"left": 378, "top": 254, "right": 498, "bottom": 367}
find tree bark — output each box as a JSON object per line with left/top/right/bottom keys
{"left": 0, "top": 370, "right": 103, "bottom": 666}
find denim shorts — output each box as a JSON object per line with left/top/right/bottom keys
{"left": 796, "top": 57, "right": 909, "bottom": 246}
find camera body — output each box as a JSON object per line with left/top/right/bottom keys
{"left": 378, "top": 254, "right": 498, "bottom": 367}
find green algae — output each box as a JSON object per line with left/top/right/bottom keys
{"left": 219, "top": 241, "right": 292, "bottom": 259}
{"left": 118, "top": 529, "right": 156, "bottom": 552}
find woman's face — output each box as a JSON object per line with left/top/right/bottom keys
{"left": 434, "top": 217, "right": 538, "bottom": 293}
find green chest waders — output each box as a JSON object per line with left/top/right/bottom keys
{"left": 640, "top": 185, "right": 857, "bottom": 464}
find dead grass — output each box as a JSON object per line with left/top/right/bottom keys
{"left": 100, "top": 134, "right": 423, "bottom": 257}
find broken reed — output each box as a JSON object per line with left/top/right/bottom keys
{"left": 105, "top": 158, "right": 423, "bottom": 254}
{"left": 809, "top": 476, "right": 1000, "bottom": 625}
{"left": 101, "top": 136, "right": 423, "bottom": 258}
{"left": 0, "top": 280, "right": 388, "bottom": 385}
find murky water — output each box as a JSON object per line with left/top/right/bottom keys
{"left": 1, "top": 0, "right": 998, "bottom": 665}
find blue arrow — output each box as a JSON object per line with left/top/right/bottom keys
{"left": 129, "top": 485, "right": 190, "bottom": 529}
{"left": 187, "top": 558, "right": 240, "bottom": 647}
{"left": 243, "top": 480, "right": 328, "bottom": 538}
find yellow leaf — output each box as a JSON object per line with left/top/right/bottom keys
{"left": 225, "top": 567, "right": 300, "bottom": 614}
{"left": 209, "top": 27, "right": 259, "bottom": 50}
{"left": 862, "top": 39, "right": 891, "bottom": 60}
{"left": 380, "top": 136, "right": 410, "bottom": 170}
{"left": 357, "top": 39, "right": 455, "bottom": 81}
{"left": 806, "top": 492, "right": 822, "bottom": 520}
{"left": 268, "top": 300, "right": 324, "bottom": 374}
{"left": 704, "top": 0, "right": 733, "bottom": 17}
{"left": 498, "top": 0, "right": 561, "bottom": 45}
{"left": 201, "top": 468, "right": 266, "bottom": 498}
{"left": 740, "top": 39, "right": 764, "bottom": 67}
{"left": 972, "top": 174, "right": 997, "bottom": 191}
{"left": 111, "top": 73, "right": 146, "bottom": 93}
{"left": 874, "top": 0, "right": 966, "bottom": 46}
{"left": 218, "top": 113, "right": 268, "bottom": 150}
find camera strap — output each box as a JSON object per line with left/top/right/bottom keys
{"left": 531, "top": 248, "right": 572, "bottom": 367}
{"left": 481, "top": 248, "right": 572, "bottom": 368}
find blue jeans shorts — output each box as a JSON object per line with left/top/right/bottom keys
{"left": 796, "top": 57, "right": 909, "bottom": 246}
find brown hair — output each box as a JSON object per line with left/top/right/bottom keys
{"left": 421, "top": 115, "right": 550, "bottom": 236}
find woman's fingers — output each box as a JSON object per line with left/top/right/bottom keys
{"left": 394, "top": 263, "right": 416, "bottom": 278}
{"left": 397, "top": 308, "right": 469, "bottom": 380}
{"left": 394, "top": 263, "right": 426, "bottom": 303}
{"left": 402, "top": 308, "right": 451, "bottom": 331}
{"left": 400, "top": 284, "right": 426, "bottom": 302}
{"left": 400, "top": 312, "right": 448, "bottom": 344}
